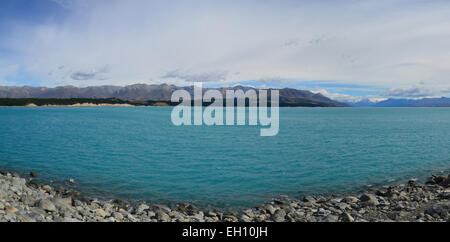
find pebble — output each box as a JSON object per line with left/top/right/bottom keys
{"left": 5, "top": 205, "right": 18, "bottom": 213}
{"left": 93, "top": 208, "right": 106, "bottom": 217}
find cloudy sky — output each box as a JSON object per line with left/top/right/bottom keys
{"left": 1, "top": 0, "right": 450, "bottom": 102}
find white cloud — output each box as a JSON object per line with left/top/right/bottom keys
{"left": 311, "top": 89, "right": 387, "bottom": 103}
{"left": 381, "top": 85, "right": 450, "bottom": 98}
{"left": 3, "top": 0, "right": 450, "bottom": 92}
{"left": 161, "top": 69, "right": 228, "bottom": 83}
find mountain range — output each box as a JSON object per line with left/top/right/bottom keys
{"left": 4, "top": 84, "right": 448, "bottom": 107}
{"left": 0, "top": 84, "right": 346, "bottom": 107}
{"left": 351, "top": 97, "right": 450, "bottom": 107}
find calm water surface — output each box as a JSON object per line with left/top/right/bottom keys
{"left": 0, "top": 107, "right": 449, "bottom": 207}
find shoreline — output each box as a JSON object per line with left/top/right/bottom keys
{"left": 1, "top": 171, "right": 449, "bottom": 222}
{"left": 0, "top": 103, "right": 136, "bottom": 107}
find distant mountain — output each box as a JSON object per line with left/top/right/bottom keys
{"left": 349, "top": 98, "right": 378, "bottom": 107}
{"left": 349, "top": 97, "right": 450, "bottom": 107}
{"left": 0, "top": 84, "right": 347, "bottom": 107}
{"left": 374, "top": 97, "right": 450, "bottom": 107}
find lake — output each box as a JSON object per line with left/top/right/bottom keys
{"left": 0, "top": 107, "right": 449, "bottom": 208}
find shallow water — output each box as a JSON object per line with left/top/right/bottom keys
{"left": 0, "top": 107, "right": 449, "bottom": 207}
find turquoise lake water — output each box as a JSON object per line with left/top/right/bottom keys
{"left": 0, "top": 107, "right": 449, "bottom": 208}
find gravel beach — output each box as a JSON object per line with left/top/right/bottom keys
{"left": 0, "top": 171, "right": 449, "bottom": 222}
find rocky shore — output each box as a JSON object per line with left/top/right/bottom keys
{"left": 0, "top": 171, "right": 449, "bottom": 222}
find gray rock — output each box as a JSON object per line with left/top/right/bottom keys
{"left": 265, "top": 204, "right": 276, "bottom": 215}
{"left": 42, "top": 185, "right": 52, "bottom": 193}
{"left": 4, "top": 212, "right": 17, "bottom": 221}
{"left": 320, "top": 215, "right": 339, "bottom": 222}
{"left": 336, "top": 202, "right": 350, "bottom": 211}
{"left": 340, "top": 212, "right": 355, "bottom": 222}
{"left": 271, "top": 209, "right": 286, "bottom": 222}
{"left": 185, "top": 204, "right": 198, "bottom": 215}
{"left": 54, "top": 197, "right": 72, "bottom": 209}
{"left": 63, "top": 217, "right": 81, "bottom": 222}
{"left": 147, "top": 211, "right": 156, "bottom": 218}
{"left": 5, "top": 205, "right": 18, "bottom": 213}
{"left": 242, "top": 209, "right": 255, "bottom": 218}
{"left": 127, "top": 213, "right": 139, "bottom": 222}
{"left": 17, "top": 214, "right": 36, "bottom": 222}
{"left": 112, "top": 212, "right": 124, "bottom": 221}
{"left": 136, "top": 203, "right": 150, "bottom": 214}
{"left": 426, "top": 202, "right": 450, "bottom": 218}
{"left": 156, "top": 211, "right": 170, "bottom": 222}
{"left": 343, "top": 196, "right": 359, "bottom": 203}
{"left": 240, "top": 214, "right": 252, "bottom": 222}
{"left": 93, "top": 208, "right": 107, "bottom": 217}
{"left": 303, "top": 196, "right": 316, "bottom": 203}
{"left": 153, "top": 204, "right": 171, "bottom": 213}
{"left": 20, "top": 195, "right": 36, "bottom": 206}
{"left": 39, "top": 199, "right": 57, "bottom": 212}
{"left": 360, "top": 194, "right": 379, "bottom": 206}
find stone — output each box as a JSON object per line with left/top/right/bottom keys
{"left": 240, "top": 214, "right": 252, "bottom": 222}
{"left": 273, "top": 200, "right": 285, "bottom": 205}
{"left": 103, "top": 203, "right": 114, "bottom": 212}
{"left": 156, "top": 211, "right": 170, "bottom": 222}
{"left": 42, "top": 185, "right": 52, "bottom": 193}
{"left": 340, "top": 212, "right": 355, "bottom": 222}
{"left": 266, "top": 204, "right": 276, "bottom": 215}
{"left": 147, "top": 211, "right": 156, "bottom": 217}
{"left": 303, "top": 196, "right": 316, "bottom": 203}
{"left": 153, "top": 204, "right": 171, "bottom": 213}
{"left": 30, "top": 172, "right": 38, "bottom": 178}
{"left": 243, "top": 209, "right": 255, "bottom": 218}
{"left": 136, "top": 203, "right": 149, "bottom": 214}
{"left": 320, "top": 215, "right": 339, "bottom": 222}
{"left": 271, "top": 209, "right": 286, "bottom": 222}
{"left": 20, "top": 195, "right": 36, "bottom": 206}
{"left": 94, "top": 209, "right": 106, "bottom": 217}
{"left": 343, "top": 196, "right": 359, "bottom": 203}
{"left": 113, "top": 212, "right": 124, "bottom": 220}
{"left": 113, "top": 199, "right": 128, "bottom": 209}
{"left": 336, "top": 202, "right": 350, "bottom": 210}
{"left": 4, "top": 212, "right": 17, "bottom": 221}
{"left": 17, "top": 214, "right": 36, "bottom": 222}
{"left": 425, "top": 202, "right": 450, "bottom": 218}
{"left": 185, "top": 204, "right": 198, "bottom": 215}
{"left": 63, "top": 217, "right": 81, "bottom": 222}
{"left": 176, "top": 203, "right": 187, "bottom": 212}
{"left": 426, "top": 175, "right": 450, "bottom": 187}
{"left": 408, "top": 179, "right": 417, "bottom": 186}
{"left": 39, "top": 199, "right": 57, "bottom": 212}
{"left": 360, "top": 194, "right": 379, "bottom": 206}
{"left": 54, "top": 197, "right": 72, "bottom": 208}
{"left": 5, "top": 205, "right": 18, "bottom": 213}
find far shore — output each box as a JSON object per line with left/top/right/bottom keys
{"left": 23, "top": 103, "right": 136, "bottom": 107}
{"left": 0, "top": 102, "right": 175, "bottom": 107}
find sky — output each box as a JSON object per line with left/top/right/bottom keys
{"left": 1, "top": 0, "right": 450, "bottom": 102}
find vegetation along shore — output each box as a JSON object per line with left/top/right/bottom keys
{"left": 0, "top": 171, "right": 449, "bottom": 222}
